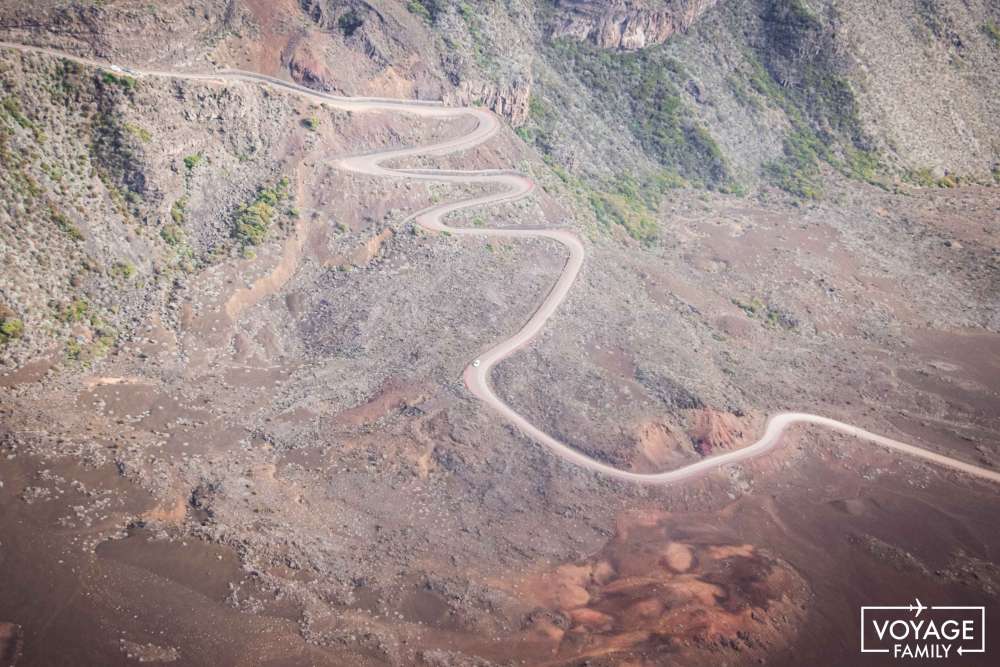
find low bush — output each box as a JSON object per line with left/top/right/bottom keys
{"left": 338, "top": 10, "right": 363, "bottom": 36}
{"left": 0, "top": 316, "right": 23, "bottom": 343}
{"left": 233, "top": 178, "right": 291, "bottom": 247}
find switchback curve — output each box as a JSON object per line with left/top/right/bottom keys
{"left": 4, "top": 41, "right": 997, "bottom": 487}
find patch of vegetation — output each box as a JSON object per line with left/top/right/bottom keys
{"left": 902, "top": 167, "right": 967, "bottom": 188}
{"left": 125, "top": 122, "right": 151, "bottom": 143}
{"left": 586, "top": 171, "right": 684, "bottom": 246}
{"left": 983, "top": 21, "right": 1000, "bottom": 48}
{"left": 407, "top": 0, "right": 442, "bottom": 22}
{"left": 57, "top": 298, "right": 90, "bottom": 324}
{"left": 183, "top": 153, "right": 203, "bottom": 171}
{"left": 456, "top": 1, "right": 495, "bottom": 67}
{"left": 88, "top": 88, "right": 147, "bottom": 210}
{"left": 588, "top": 189, "right": 658, "bottom": 246}
{"left": 338, "top": 9, "right": 363, "bottom": 36}
{"left": 762, "top": 129, "right": 826, "bottom": 200}
{"left": 101, "top": 71, "right": 137, "bottom": 91}
{"left": 733, "top": 296, "right": 798, "bottom": 330}
{"left": 302, "top": 116, "right": 319, "bottom": 131}
{"left": 904, "top": 167, "right": 937, "bottom": 187}
{"left": 528, "top": 94, "right": 548, "bottom": 122}
{"left": 170, "top": 198, "right": 187, "bottom": 224}
{"left": 914, "top": 0, "right": 949, "bottom": 40}
{"left": 741, "top": 4, "right": 883, "bottom": 198}
{"left": 110, "top": 261, "right": 136, "bottom": 281}
{"left": 1, "top": 96, "right": 33, "bottom": 130}
{"left": 726, "top": 73, "right": 759, "bottom": 111}
{"left": 233, "top": 177, "right": 291, "bottom": 247}
{"left": 160, "top": 223, "right": 184, "bottom": 245}
{"left": 49, "top": 58, "right": 82, "bottom": 105}
{"left": 845, "top": 148, "right": 882, "bottom": 183}
{"left": 64, "top": 317, "right": 117, "bottom": 366}
{"left": 50, "top": 207, "right": 84, "bottom": 241}
{"left": 0, "top": 313, "right": 23, "bottom": 344}
{"left": 550, "top": 40, "right": 731, "bottom": 188}
{"left": 937, "top": 174, "right": 957, "bottom": 188}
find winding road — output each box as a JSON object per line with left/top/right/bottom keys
{"left": 4, "top": 41, "right": 999, "bottom": 486}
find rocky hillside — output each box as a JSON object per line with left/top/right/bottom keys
{"left": 1, "top": 0, "right": 998, "bottom": 365}
{"left": 549, "top": 0, "right": 720, "bottom": 50}
{"left": 0, "top": 43, "right": 310, "bottom": 373}
{"left": 2, "top": 0, "right": 995, "bottom": 252}
{"left": 1, "top": 4, "right": 999, "bottom": 666}
{"left": 528, "top": 0, "right": 1000, "bottom": 195}
{"left": 0, "top": 0, "right": 998, "bottom": 361}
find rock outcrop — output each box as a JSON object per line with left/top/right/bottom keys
{"left": 549, "top": 0, "right": 719, "bottom": 50}
{"left": 282, "top": 37, "right": 338, "bottom": 92}
{"left": 449, "top": 76, "right": 532, "bottom": 127}
{"left": 688, "top": 407, "right": 747, "bottom": 456}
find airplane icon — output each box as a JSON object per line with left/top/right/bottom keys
{"left": 909, "top": 598, "right": 927, "bottom": 617}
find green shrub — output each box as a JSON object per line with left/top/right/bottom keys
{"left": 111, "top": 262, "right": 136, "bottom": 281}
{"left": 160, "top": 224, "right": 183, "bottom": 245}
{"left": 733, "top": 297, "right": 797, "bottom": 330}
{"left": 983, "top": 21, "right": 1000, "bottom": 47}
{"left": 1, "top": 96, "right": 33, "bottom": 129}
{"left": 845, "top": 149, "right": 881, "bottom": 183}
{"left": 50, "top": 207, "right": 84, "bottom": 240}
{"left": 170, "top": 198, "right": 187, "bottom": 223}
{"left": 233, "top": 178, "right": 291, "bottom": 247}
{"left": 102, "top": 71, "right": 137, "bottom": 91}
{"left": 183, "top": 153, "right": 203, "bottom": 171}
{"left": 528, "top": 95, "right": 549, "bottom": 122}
{"left": 234, "top": 201, "right": 273, "bottom": 246}
{"left": 0, "top": 317, "right": 23, "bottom": 343}
{"left": 904, "top": 167, "right": 937, "bottom": 187}
{"left": 64, "top": 318, "right": 117, "bottom": 365}
{"left": 125, "top": 122, "right": 151, "bottom": 142}
{"left": 406, "top": 0, "right": 440, "bottom": 22}
{"left": 303, "top": 116, "right": 319, "bottom": 131}
{"left": 338, "top": 9, "right": 363, "bottom": 36}
{"left": 59, "top": 299, "right": 90, "bottom": 323}
{"left": 589, "top": 190, "right": 658, "bottom": 245}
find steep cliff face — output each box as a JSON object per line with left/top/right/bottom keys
{"left": 449, "top": 75, "right": 533, "bottom": 127}
{"left": 549, "top": 0, "right": 720, "bottom": 50}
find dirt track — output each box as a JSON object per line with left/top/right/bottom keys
{"left": 3, "top": 40, "right": 998, "bottom": 488}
